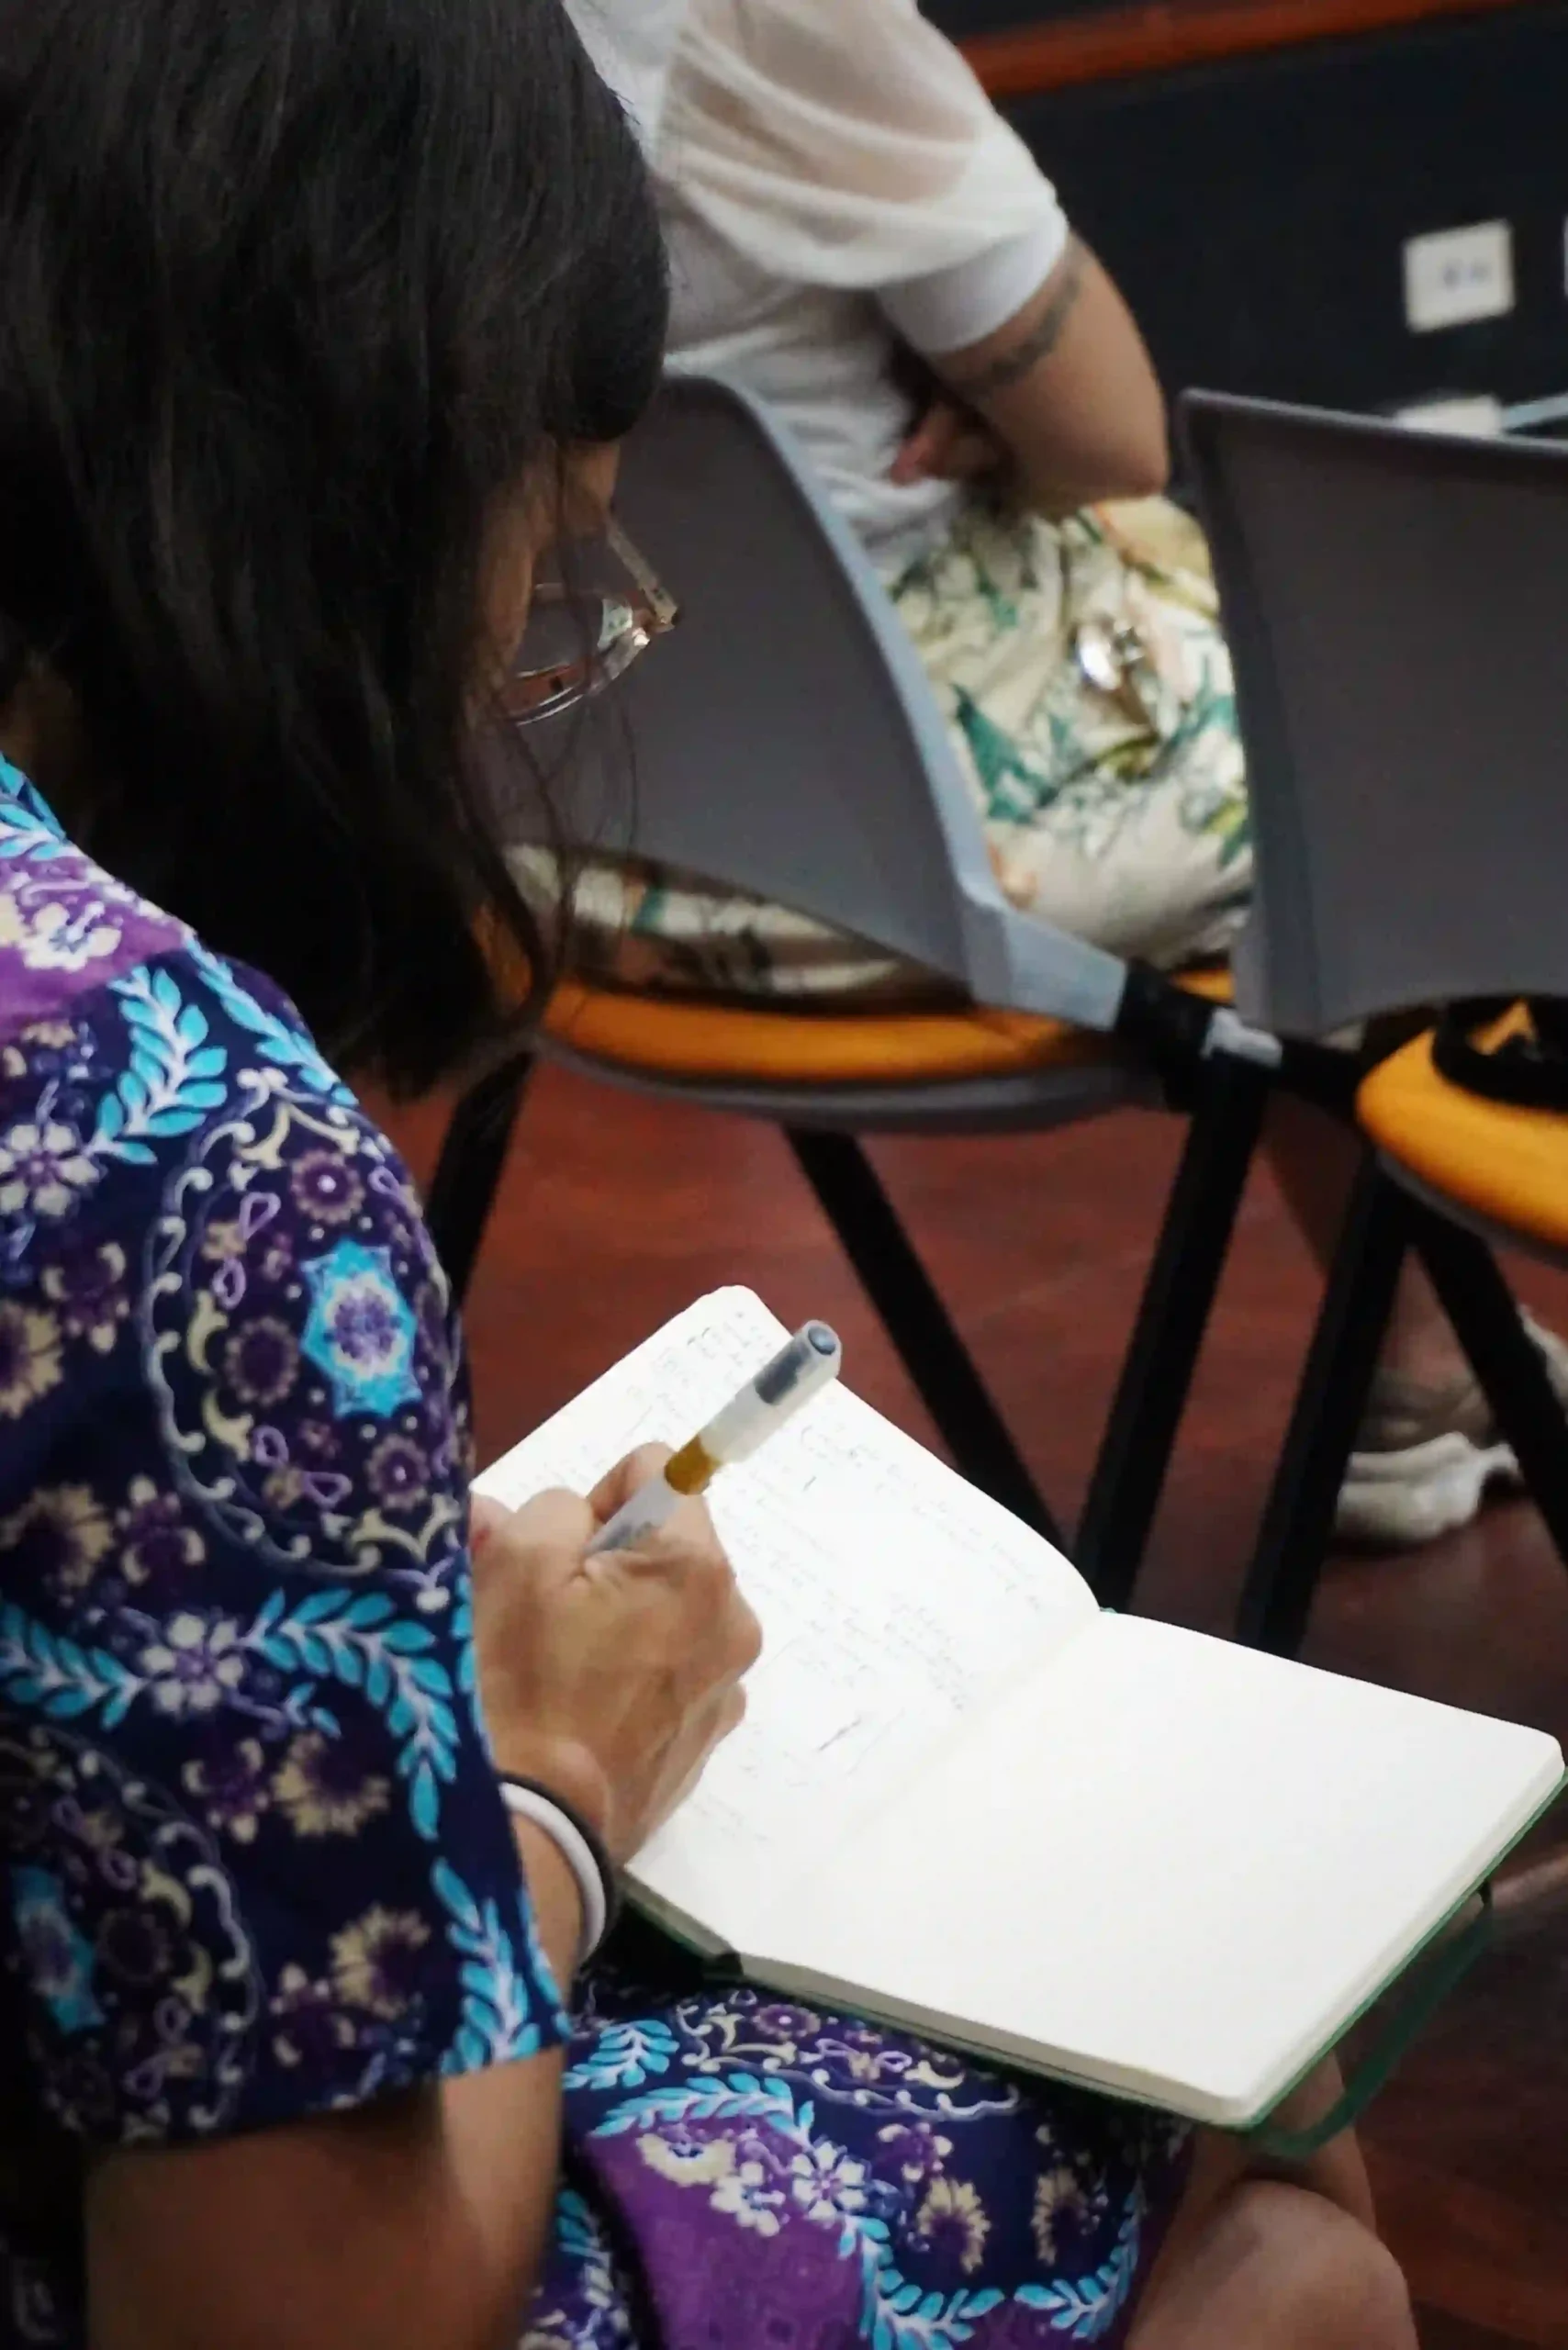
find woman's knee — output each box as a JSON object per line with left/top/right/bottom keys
{"left": 1130, "top": 2178, "right": 1416, "bottom": 2349}
{"left": 1284, "top": 2198, "right": 1416, "bottom": 2349}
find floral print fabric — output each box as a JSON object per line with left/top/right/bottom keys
{"left": 529, "top": 1946, "right": 1191, "bottom": 2348}
{"left": 510, "top": 495, "right": 1250, "bottom": 1001}
{"left": 0, "top": 756, "right": 1190, "bottom": 2347}
{"left": 0, "top": 758, "right": 565, "bottom": 2345}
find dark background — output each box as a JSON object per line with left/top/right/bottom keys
{"left": 931, "top": 0, "right": 1568, "bottom": 421}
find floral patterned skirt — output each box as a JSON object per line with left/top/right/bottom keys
{"left": 510, "top": 497, "right": 1252, "bottom": 1002}
{"left": 528, "top": 1933, "right": 1193, "bottom": 2350}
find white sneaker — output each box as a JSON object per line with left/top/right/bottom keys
{"left": 1335, "top": 1316, "right": 1568, "bottom": 1549}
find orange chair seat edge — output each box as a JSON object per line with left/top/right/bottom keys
{"left": 1357, "top": 1026, "right": 1568, "bottom": 1256}
{"left": 540, "top": 965, "right": 1234, "bottom": 1089}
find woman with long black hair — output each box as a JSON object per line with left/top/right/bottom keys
{"left": 0, "top": 5, "right": 1411, "bottom": 2344}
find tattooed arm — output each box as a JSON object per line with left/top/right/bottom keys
{"left": 930, "top": 236, "right": 1169, "bottom": 514}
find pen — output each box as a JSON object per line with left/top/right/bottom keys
{"left": 587, "top": 1321, "right": 843, "bottom": 1555}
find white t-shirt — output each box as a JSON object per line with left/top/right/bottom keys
{"left": 567, "top": 0, "right": 693, "bottom": 146}
{"left": 570, "top": 0, "right": 1070, "bottom": 572}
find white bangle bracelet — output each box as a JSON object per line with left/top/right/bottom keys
{"left": 498, "top": 1778, "right": 611, "bottom": 1968}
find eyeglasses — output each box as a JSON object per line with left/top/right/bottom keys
{"left": 501, "top": 518, "right": 678, "bottom": 727}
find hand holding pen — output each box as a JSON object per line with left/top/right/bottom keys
{"left": 588, "top": 1322, "right": 844, "bottom": 1554}
{"left": 470, "top": 1322, "right": 843, "bottom": 1876}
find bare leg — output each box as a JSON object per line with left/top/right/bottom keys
{"left": 1266, "top": 1090, "right": 1466, "bottom": 1388}
{"left": 1128, "top": 2179, "right": 1417, "bottom": 2350}
{"left": 1176, "top": 2059, "right": 1373, "bottom": 2233}
{"left": 1130, "top": 2064, "right": 1401, "bottom": 2345}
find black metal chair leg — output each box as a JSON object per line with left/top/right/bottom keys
{"left": 1078, "top": 1052, "right": 1271, "bottom": 1609}
{"left": 1407, "top": 1199, "right": 1568, "bottom": 1572}
{"left": 785, "top": 1126, "right": 1065, "bottom": 1547}
{"left": 425, "top": 1052, "right": 537, "bottom": 1310}
{"left": 1234, "top": 1159, "right": 1410, "bottom": 1655}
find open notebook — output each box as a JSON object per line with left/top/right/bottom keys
{"left": 476, "top": 1288, "right": 1565, "bottom": 2128}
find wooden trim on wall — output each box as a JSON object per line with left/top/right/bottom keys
{"left": 963, "top": 0, "right": 1538, "bottom": 95}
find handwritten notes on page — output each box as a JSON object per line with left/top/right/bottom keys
{"left": 476, "top": 1290, "right": 1096, "bottom": 1939}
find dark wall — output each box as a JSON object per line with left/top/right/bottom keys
{"left": 1002, "top": 1, "right": 1568, "bottom": 415}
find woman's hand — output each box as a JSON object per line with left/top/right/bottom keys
{"left": 890, "top": 393, "right": 1007, "bottom": 488}
{"left": 470, "top": 1447, "right": 762, "bottom": 1864}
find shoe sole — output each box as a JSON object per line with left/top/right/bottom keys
{"left": 1336, "top": 1431, "right": 1520, "bottom": 1550}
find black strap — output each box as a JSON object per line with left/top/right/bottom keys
{"left": 1432, "top": 997, "right": 1568, "bottom": 1113}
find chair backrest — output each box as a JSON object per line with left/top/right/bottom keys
{"left": 497, "top": 373, "right": 1126, "bottom": 1032}
{"left": 1184, "top": 389, "right": 1568, "bottom": 1039}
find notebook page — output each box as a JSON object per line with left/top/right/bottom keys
{"left": 476, "top": 1289, "right": 1097, "bottom": 1944}
{"left": 749, "top": 1611, "right": 1563, "bottom": 2123}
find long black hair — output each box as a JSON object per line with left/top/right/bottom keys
{"left": 0, "top": 0, "right": 666, "bottom": 1091}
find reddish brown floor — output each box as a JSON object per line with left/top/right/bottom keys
{"left": 384, "top": 1067, "right": 1568, "bottom": 2348}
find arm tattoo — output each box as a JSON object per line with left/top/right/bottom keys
{"left": 944, "top": 238, "right": 1087, "bottom": 402}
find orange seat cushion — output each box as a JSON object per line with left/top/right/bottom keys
{"left": 541, "top": 966, "right": 1233, "bottom": 1089}
{"left": 1358, "top": 1027, "right": 1568, "bottom": 1255}
{"left": 1177, "top": 967, "right": 1234, "bottom": 1007}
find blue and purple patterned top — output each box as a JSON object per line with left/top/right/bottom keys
{"left": 0, "top": 756, "right": 566, "bottom": 2342}
{"left": 0, "top": 755, "right": 1189, "bottom": 2350}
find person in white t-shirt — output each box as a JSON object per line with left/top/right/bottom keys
{"left": 548, "top": 0, "right": 1245, "bottom": 995}
{"left": 544, "top": 0, "right": 1568, "bottom": 1548}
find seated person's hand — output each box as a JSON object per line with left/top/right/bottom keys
{"left": 470, "top": 1446, "right": 762, "bottom": 1864}
{"left": 890, "top": 392, "right": 1007, "bottom": 487}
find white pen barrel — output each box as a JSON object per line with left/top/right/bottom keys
{"left": 584, "top": 1321, "right": 843, "bottom": 1557}
{"left": 700, "top": 1323, "right": 842, "bottom": 1466}
{"left": 587, "top": 1472, "right": 681, "bottom": 1556}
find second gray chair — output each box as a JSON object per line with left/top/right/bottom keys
{"left": 1185, "top": 388, "right": 1568, "bottom": 1652}
{"left": 431, "top": 373, "right": 1284, "bottom": 1580}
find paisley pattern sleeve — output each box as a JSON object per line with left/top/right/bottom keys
{"left": 0, "top": 940, "right": 566, "bottom": 2147}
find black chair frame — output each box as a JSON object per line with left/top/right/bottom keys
{"left": 1235, "top": 1159, "right": 1568, "bottom": 1656}
{"left": 424, "top": 1043, "right": 1274, "bottom": 1581}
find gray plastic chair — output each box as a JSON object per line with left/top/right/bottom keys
{"left": 1185, "top": 388, "right": 1568, "bottom": 1651}
{"left": 430, "top": 374, "right": 1281, "bottom": 1578}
